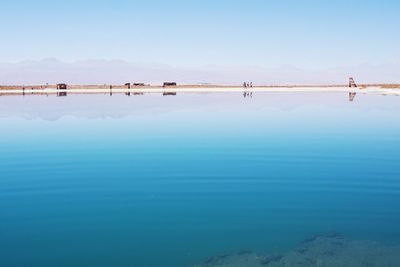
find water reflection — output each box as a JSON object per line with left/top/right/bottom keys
{"left": 163, "top": 92, "right": 177, "bottom": 96}
{"left": 57, "top": 91, "right": 67, "bottom": 97}
{"left": 0, "top": 92, "right": 399, "bottom": 267}
{"left": 349, "top": 92, "right": 357, "bottom": 102}
{"left": 243, "top": 91, "right": 253, "bottom": 98}
{"left": 1, "top": 92, "right": 399, "bottom": 121}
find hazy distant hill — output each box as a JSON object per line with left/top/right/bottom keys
{"left": 0, "top": 58, "right": 399, "bottom": 85}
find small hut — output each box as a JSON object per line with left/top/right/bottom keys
{"left": 133, "top": 83, "right": 145, "bottom": 87}
{"left": 57, "top": 84, "right": 67, "bottom": 90}
{"left": 125, "top": 83, "right": 131, "bottom": 89}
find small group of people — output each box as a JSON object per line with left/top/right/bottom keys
{"left": 243, "top": 82, "right": 253, "bottom": 88}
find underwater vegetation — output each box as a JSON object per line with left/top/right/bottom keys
{"left": 194, "top": 233, "right": 400, "bottom": 267}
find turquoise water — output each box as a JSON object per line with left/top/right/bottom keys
{"left": 0, "top": 92, "right": 400, "bottom": 266}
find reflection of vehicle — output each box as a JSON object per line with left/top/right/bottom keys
{"left": 163, "top": 92, "right": 177, "bottom": 96}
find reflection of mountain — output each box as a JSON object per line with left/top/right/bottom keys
{"left": 0, "top": 92, "right": 399, "bottom": 121}
{"left": 1, "top": 59, "right": 400, "bottom": 85}
{"left": 194, "top": 233, "right": 400, "bottom": 267}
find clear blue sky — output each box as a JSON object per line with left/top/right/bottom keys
{"left": 1, "top": 0, "right": 399, "bottom": 69}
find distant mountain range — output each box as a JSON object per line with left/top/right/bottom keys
{"left": 1, "top": 58, "right": 399, "bottom": 85}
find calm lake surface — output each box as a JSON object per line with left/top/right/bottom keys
{"left": 0, "top": 92, "right": 400, "bottom": 266}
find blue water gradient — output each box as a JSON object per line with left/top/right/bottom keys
{"left": 0, "top": 92, "right": 399, "bottom": 266}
